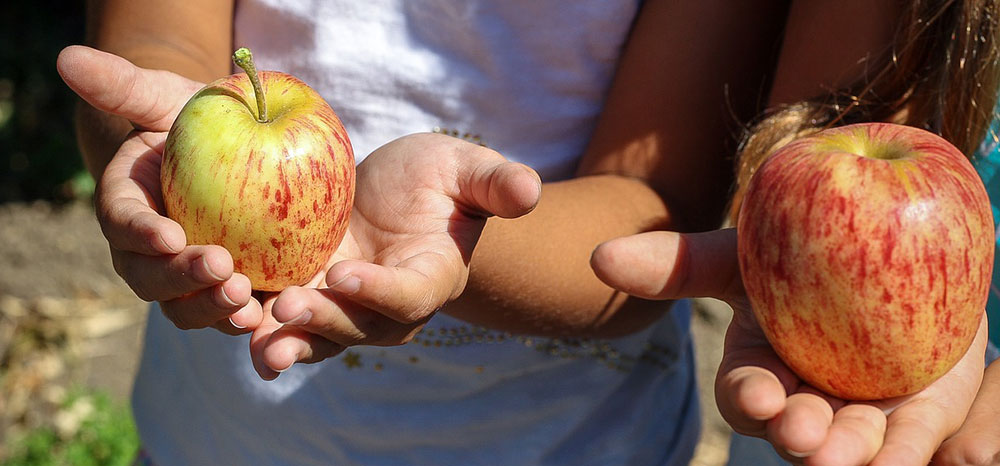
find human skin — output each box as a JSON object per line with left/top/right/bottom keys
{"left": 738, "top": 124, "right": 992, "bottom": 400}
{"left": 71, "top": 0, "right": 785, "bottom": 345}
{"left": 591, "top": 229, "right": 988, "bottom": 465}
{"left": 64, "top": 0, "right": 997, "bottom": 463}
{"left": 161, "top": 66, "right": 355, "bottom": 292}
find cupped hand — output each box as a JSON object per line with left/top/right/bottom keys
{"left": 250, "top": 132, "right": 542, "bottom": 379}
{"left": 56, "top": 45, "right": 262, "bottom": 333}
{"left": 932, "top": 355, "right": 1000, "bottom": 466}
{"left": 591, "top": 228, "right": 988, "bottom": 465}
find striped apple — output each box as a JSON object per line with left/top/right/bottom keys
{"left": 737, "top": 122, "right": 993, "bottom": 400}
{"left": 161, "top": 48, "right": 355, "bottom": 291}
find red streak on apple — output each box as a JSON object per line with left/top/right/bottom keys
{"left": 737, "top": 123, "right": 993, "bottom": 400}
{"left": 161, "top": 62, "right": 355, "bottom": 291}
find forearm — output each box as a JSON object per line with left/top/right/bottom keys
{"left": 440, "top": 1, "right": 789, "bottom": 337}
{"left": 78, "top": 0, "right": 233, "bottom": 177}
{"left": 443, "top": 174, "right": 677, "bottom": 338}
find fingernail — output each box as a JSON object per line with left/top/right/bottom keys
{"left": 201, "top": 256, "right": 225, "bottom": 282}
{"left": 786, "top": 449, "right": 810, "bottom": 458}
{"left": 330, "top": 275, "right": 361, "bottom": 294}
{"left": 228, "top": 317, "right": 246, "bottom": 329}
{"left": 281, "top": 309, "right": 312, "bottom": 326}
{"left": 219, "top": 285, "right": 238, "bottom": 307}
{"left": 156, "top": 233, "right": 182, "bottom": 254}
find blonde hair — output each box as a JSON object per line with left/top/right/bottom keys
{"left": 729, "top": 0, "right": 1000, "bottom": 222}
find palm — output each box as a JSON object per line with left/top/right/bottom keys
{"left": 247, "top": 133, "right": 540, "bottom": 379}
{"left": 722, "top": 294, "right": 986, "bottom": 464}
{"left": 349, "top": 142, "right": 486, "bottom": 270}
{"left": 590, "top": 228, "right": 987, "bottom": 465}
{"left": 58, "top": 46, "right": 542, "bottom": 381}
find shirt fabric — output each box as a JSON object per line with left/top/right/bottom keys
{"left": 131, "top": 1, "right": 702, "bottom": 465}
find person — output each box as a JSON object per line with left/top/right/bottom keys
{"left": 56, "top": 0, "right": 994, "bottom": 465}
{"left": 932, "top": 116, "right": 1000, "bottom": 465}
{"left": 590, "top": 1, "right": 1000, "bottom": 465}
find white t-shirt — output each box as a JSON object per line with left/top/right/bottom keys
{"left": 132, "top": 1, "right": 702, "bottom": 464}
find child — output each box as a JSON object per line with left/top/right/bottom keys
{"left": 592, "top": 1, "right": 1000, "bottom": 464}
{"left": 59, "top": 0, "right": 995, "bottom": 464}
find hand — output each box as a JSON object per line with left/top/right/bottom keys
{"left": 56, "top": 45, "right": 262, "bottom": 333}
{"left": 932, "top": 356, "right": 1000, "bottom": 465}
{"left": 591, "top": 228, "right": 988, "bottom": 465}
{"left": 249, "top": 132, "right": 542, "bottom": 379}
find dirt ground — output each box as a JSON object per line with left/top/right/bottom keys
{"left": 0, "top": 200, "right": 735, "bottom": 464}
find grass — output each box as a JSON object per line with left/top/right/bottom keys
{"left": 2, "top": 389, "right": 139, "bottom": 466}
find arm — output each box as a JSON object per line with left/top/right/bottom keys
{"left": 442, "top": 0, "right": 791, "bottom": 337}
{"left": 60, "top": 1, "right": 263, "bottom": 333}
{"left": 77, "top": 0, "right": 233, "bottom": 177}
{"left": 65, "top": 4, "right": 547, "bottom": 379}
{"left": 595, "top": 1, "right": 993, "bottom": 464}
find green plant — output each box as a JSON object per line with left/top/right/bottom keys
{"left": 3, "top": 389, "right": 139, "bottom": 466}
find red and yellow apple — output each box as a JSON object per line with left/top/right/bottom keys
{"left": 161, "top": 48, "right": 355, "bottom": 291}
{"left": 737, "top": 122, "right": 993, "bottom": 400}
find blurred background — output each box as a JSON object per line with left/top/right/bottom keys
{"left": 0, "top": 2, "right": 735, "bottom": 465}
{"left": 0, "top": 2, "right": 147, "bottom": 465}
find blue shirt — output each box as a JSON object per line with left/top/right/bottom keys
{"left": 973, "top": 122, "right": 1000, "bottom": 344}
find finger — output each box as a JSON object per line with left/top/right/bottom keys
{"left": 324, "top": 254, "right": 461, "bottom": 325}
{"left": 97, "top": 136, "right": 186, "bottom": 255}
{"left": 459, "top": 160, "right": 541, "bottom": 219}
{"left": 258, "top": 327, "right": 345, "bottom": 373}
{"left": 933, "top": 339, "right": 1000, "bottom": 466}
{"left": 269, "top": 286, "right": 426, "bottom": 347}
{"left": 111, "top": 245, "right": 234, "bottom": 302}
{"left": 716, "top": 364, "right": 788, "bottom": 437}
{"left": 874, "top": 314, "right": 988, "bottom": 465}
{"left": 590, "top": 228, "right": 744, "bottom": 303}
{"left": 158, "top": 274, "right": 253, "bottom": 330}
{"left": 933, "top": 359, "right": 1000, "bottom": 465}
{"left": 217, "top": 296, "right": 264, "bottom": 335}
{"left": 249, "top": 304, "right": 283, "bottom": 380}
{"left": 56, "top": 45, "right": 203, "bottom": 131}
{"left": 870, "top": 399, "right": 951, "bottom": 466}
{"left": 439, "top": 136, "right": 541, "bottom": 219}
{"left": 809, "top": 404, "right": 886, "bottom": 466}
{"left": 765, "top": 392, "right": 834, "bottom": 458}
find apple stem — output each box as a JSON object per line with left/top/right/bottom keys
{"left": 232, "top": 47, "right": 269, "bottom": 123}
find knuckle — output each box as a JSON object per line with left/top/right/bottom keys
{"left": 112, "top": 253, "right": 155, "bottom": 302}
{"left": 130, "top": 286, "right": 156, "bottom": 303}
{"left": 396, "top": 309, "right": 427, "bottom": 325}
{"left": 396, "top": 294, "right": 439, "bottom": 325}
{"left": 937, "top": 439, "right": 1000, "bottom": 466}
{"left": 160, "top": 306, "right": 190, "bottom": 330}
{"left": 161, "top": 302, "right": 206, "bottom": 331}
{"left": 366, "top": 320, "right": 425, "bottom": 347}
{"left": 109, "top": 249, "right": 129, "bottom": 280}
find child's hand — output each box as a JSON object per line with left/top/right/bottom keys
{"left": 590, "top": 228, "right": 987, "bottom": 465}
{"left": 56, "top": 46, "right": 262, "bottom": 334}
{"left": 249, "top": 133, "right": 542, "bottom": 379}
{"left": 932, "top": 358, "right": 1000, "bottom": 465}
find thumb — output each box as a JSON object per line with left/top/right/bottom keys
{"left": 56, "top": 45, "right": 204, "bottom": 131}
{"left": 590, "top": 227, "right": 744, "bottom": 302}
{"left": 458, "top": 155, "right": 542, "bottom": 219}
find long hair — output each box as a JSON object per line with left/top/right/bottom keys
{"left": 729, "top": 0, "right": 1000, "bottom": 222}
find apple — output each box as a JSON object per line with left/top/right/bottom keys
{"left": 161, "top": 47, "right": 355, "bottom": 291}
{"left": 737, "top": 122, "right": 993, "bottom": 400}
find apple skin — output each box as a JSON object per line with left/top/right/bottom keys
{"left": 737, "top": 122, "right": 993, "bottom": 400}
{"left": 161, "top": 71, "right": 355, "bottom": 292}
